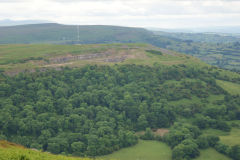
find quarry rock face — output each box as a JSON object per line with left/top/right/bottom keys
{"left": 104, "top": 56, "right": 126, "bottom": 62}
{"left": 50, "top": 52, "right": 112, "bottom": 63}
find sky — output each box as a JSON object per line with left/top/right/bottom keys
{"left": 0, "top": 0, "right": 240, "bottom": 28}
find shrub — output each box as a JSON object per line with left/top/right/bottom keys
{"left": 196, "top": 135, "right": 209, "bottom": 149}
{"left": 172, "top": 139, "right": 200, "bottom": 160}
{"left": 214, "top": 142, "right": 230, "bottom": 155}
{"left": 140, "top": 128, "right": 154, "bottom": 140}
{"left": 207, "top": 135, "right": 219, "bottom": 147}
{"left": 229, "top": 145, "right": 240, "bottom": 160}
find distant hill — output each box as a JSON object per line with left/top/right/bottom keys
{"left": 0, "top": 23, "right": 153, "bottom": 44}
{"left": 149, "top": 26, "right": 240, "bottom": 34}
{"left": 0, "top": 19, "right": 52, "bottom": 26}
{"left": 151, "top": 31, "right": 240, "bottom": 71}
{"left": 191, "top": 26, "right": 240, "bottom": 34}
{"left": 1, "top": 23, "right": 239, "bottom": 44}
{"left": 152, "top": 31, "right": 240, "bottom": 43}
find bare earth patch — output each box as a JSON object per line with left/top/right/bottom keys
{"left": 47, "top": 48, "right": 143, "bottom": 65}
{"left": 136, "top": 128, "right": 169, "bottom": 137}
{"left": 44, "top": 62, "right": 73, "bottom": 67}
{"left": 154, "top": 129, "right": 169, "bottom": 137}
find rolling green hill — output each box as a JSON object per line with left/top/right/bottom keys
{"left": 0, "top": 23, "right": 152, "bottom": 44}
{"left": 0, "top": 23, "right": 240, "bottom": 71}
{"left": 0, "top": 43, "right": 201, "bottom": 75}
{"left": 1, "top": 43, "right": 240, "bottom": 160}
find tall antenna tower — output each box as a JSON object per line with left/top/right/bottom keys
{"left": 77, "top": 25, "right": 80, "bottom": 42}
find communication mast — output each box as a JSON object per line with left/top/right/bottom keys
{"left": 77, "top": 25, "right": 80, "bottom": 42}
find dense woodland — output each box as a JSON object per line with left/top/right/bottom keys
{"left": 0, "top": 64, "right": 240, "bottom": 159}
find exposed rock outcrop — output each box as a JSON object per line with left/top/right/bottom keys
{"left": 50, "top": 52, "right": 112, "bottom": 63}
{"left": 103, "top": 56, "right": 127, "bottom": 62}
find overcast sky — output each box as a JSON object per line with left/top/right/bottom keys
{"left": 0, "top": 0, "right": 240, "bottom": 28}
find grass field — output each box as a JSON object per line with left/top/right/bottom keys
{"left": 220, "top": 128, "right": 240, "bottom": 146}
{"left": 203, "top": 128, "right": 230, "bottom": 136}
{"left": 99, "top": 140, "right": 172, "bottom": 160}
{"left": 203, "top": 126, "right": 240, "bottom": 146}
{"left": 216, "top": 80, "right": 240, "bottom": 95}
{"left": 99, "top": 140, "right": 231, "bottom": 160}
{"left": 195, "top": 148, "right": 231, "bottom": 160}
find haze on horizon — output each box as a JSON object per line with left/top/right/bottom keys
{"left": 0, "top": 0, "right": 240, "bottom": 29}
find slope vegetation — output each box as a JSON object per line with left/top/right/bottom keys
{"left": 0, "top": 43, "right": 200, "bottom": 75}
{"left": 0, "top": 140, "right": 92, "bottom": 160}
{"left": 0, "top": 43, "right": 240, "bottom": 160}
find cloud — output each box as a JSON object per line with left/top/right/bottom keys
{"left": 0, "top": 0, "right": 31, "bottom": 2}
{"left": 0, "top": 0, "right": 240, "bottom": 28}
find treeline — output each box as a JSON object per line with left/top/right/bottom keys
{"left": 140, "top": 123, "right": 240, "bottom": 160}
{"left": 0, "top": 64, "right": 240, "bottom": 158}
{"left": 164, "top": 124, "right": 240, "bottom": 160}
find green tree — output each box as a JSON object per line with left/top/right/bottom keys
{"left": 229, "top": 145, "right": 240, "bottom": 160}
{"left": 141, "top": 128, "right": 154, "bottom": 140}
{"left": 71, "top": 141, "right": 85, "bottom": 156}
{"left": 196, "top": 135, "right": 209, "bottom": 149}
{"left": 137, "top": 115, "right": 148, "bottom": 130}
{"left": 172, "top": 139, "right": 199, "bottom": 160}
{"left": 214, "top": 142, "right": 230, "bottom": 155}
{"left": 47, "top": 143, "right": 61, "bottom": 154}
{"left": 207, "top": 135, "right": 220, "bottom": 147}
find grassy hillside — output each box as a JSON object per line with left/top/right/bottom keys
{"left": 0, "top": 140, "right": 92, "bottom": 160}
{"left": 0, "top": 43, "right": 202, "bottom": 75}
{"left": 216, "top": 80, "right": 240, "bottom": 95}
